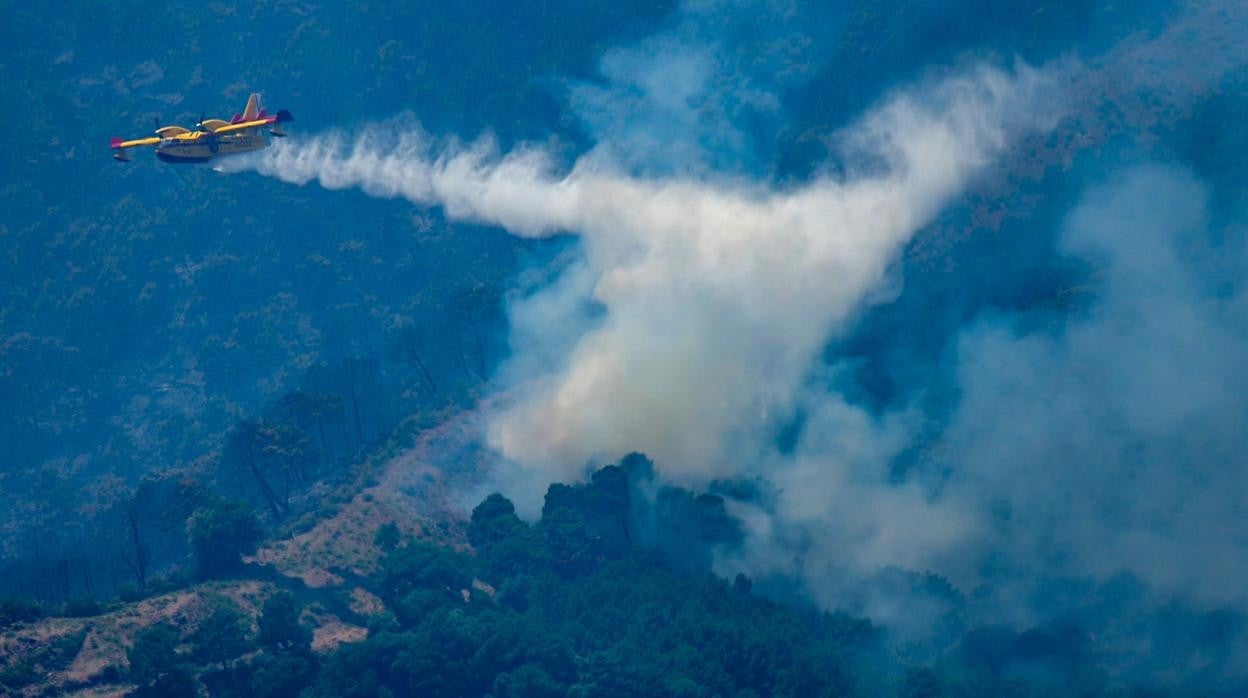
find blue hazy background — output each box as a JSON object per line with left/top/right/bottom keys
{"left": 3, "top": 0, "right": 1248, "bottom": 694}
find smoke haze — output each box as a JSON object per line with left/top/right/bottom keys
{"left": 223, "top": 0, "right": 1248, "bottom": 679}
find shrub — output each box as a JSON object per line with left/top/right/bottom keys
{"left": 0, "top": 597, "right": 43, "bottom": 630}
{"left": 187, "top": 499, "right": 263, "bottom": 579}
{"left": 61, "top": 597, "right": 103, "bottom": 618}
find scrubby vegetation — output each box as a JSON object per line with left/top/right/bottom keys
{"left": 3, "top": 455, "right": 1222, "bottom": 697}
{"left": 3, "top": 2, "right": 1247, "bottom": 697}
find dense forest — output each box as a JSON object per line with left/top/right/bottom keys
{"left": 3, "top": 455, "right": 1220, "bottom": 697}
{"left": 0, "top": 0, "right": 672, "bottom": 605}
{"left": 0, "top": 0, "right": 1199, "bottom": 602}
{"left": 4, "top": 0, "right": 1248, "bottom": 696}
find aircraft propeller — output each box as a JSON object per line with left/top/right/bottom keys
{"left": 198, "top": 112, "right": 221, "bottom": 151}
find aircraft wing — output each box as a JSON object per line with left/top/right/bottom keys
{"left": 111, "top": 136, "right": 161, "bottom": 149}
{"left": 208, "top": 119, "right": 269, "bottom": 135}
{"left": 211, "top": 109, "right": 293, "bottom": 135}
{"left": 110, "top": 135, "right": 160, "bottom": 161}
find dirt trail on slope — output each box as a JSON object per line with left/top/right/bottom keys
{"left": 253, "top": 405, "right": 497, "bottom": 587}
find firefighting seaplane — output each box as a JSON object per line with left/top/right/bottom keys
{"left": 110, "top": 93, "right": 292, "bottom": 163}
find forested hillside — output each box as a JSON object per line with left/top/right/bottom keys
{"left": 4, "top": 454, "right": 1210, "bottom": 697}
{"left": 0, "top": 0, "right": 670, "bottom": 602}
{"left": 4, "top": 1, "right": 1248, "bottom": 696}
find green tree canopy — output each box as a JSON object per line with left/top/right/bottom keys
{"left": 190, "top": 602, "right": 252, "bottom": 670}
{"left": 259, "top": 591, "right": 312, "bottom": 652}
{"left": 186, "top": 499, "right": 263, "bottom": 579}
{"left": 249, "top": 650, "right": 318, "bottom": 698}
{"left": 127, "top": 622, "right": 196, "bottom": 697}
{"left": 469, "top": 493, "right": 544, "bottom": 579}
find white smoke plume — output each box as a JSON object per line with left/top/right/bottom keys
{"left": 217, "top": 4, "right": 1248, "bottom": 674}
{"left": 227, "top": 63, "right": 1060, "bottom": 493}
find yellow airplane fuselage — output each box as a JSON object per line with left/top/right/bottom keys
{"left": 153, "top": 130, "right": 268, "bottom": 163}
